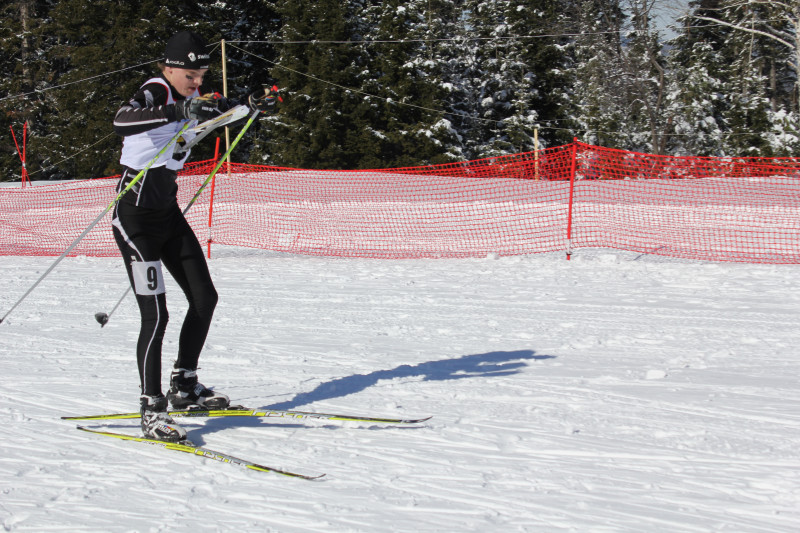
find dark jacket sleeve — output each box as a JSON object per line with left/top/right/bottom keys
{"left": 113, "top": 82, "right": 180, "bottom": 137}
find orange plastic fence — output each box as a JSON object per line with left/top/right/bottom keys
{"left": 2, "top": 141, "right": 800, "bottom": 263}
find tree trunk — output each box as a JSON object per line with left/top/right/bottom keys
{"left": 20, "top": 1, "right": 34, "bottom": 93}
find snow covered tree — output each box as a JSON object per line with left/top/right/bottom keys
{"left": 5, "top": 0, "right": 800, "bottom": 181}
{"left": 623, "top": 0, "right": 672, "bottom": 153}
{"left": 690, "top": 0, "right": 799, "bottom": 111}
{"left": 665, "top": 38, "right": 728, "bottom": 156}
{"left": 507, "top": 0, "right": 575, "bottom": 149}
{"left": 257, "top": 0, "right": 367, "bottom": 168}
{"left": 0, "top": 0, "right": 278, "bottom": 181}
{"left": 573, "top": 0, "right": 677, "bottom": 154}
{"left": 350, "top": 0, "right": 460, "bottom": 167}
{"left": 257, "top": 0, "right": 461, "bottom": 168}
{"left": 0, "top": 0, "right": 56, "bottom": 182}
{"left": 571, "top": 0, "right": 630, "bottom": 148}
{"left": 207, "top": 0, "right": 283, "bottom": 163}
{"left": 684, "top": 0, "right": 800, "bottom": 155}
{"left": 460, "top": 0, "right": 572, "bottom": 158}
{"left": 462, "top": 0, "right": 518, "bottom": 157}
{"left": 41, "top": 0, "right": 165, "bottom": 179}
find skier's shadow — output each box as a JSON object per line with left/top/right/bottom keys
{"left": 268, "top": 348, "right": 552, "bottom": 411}
{"left": 190, "top": 349, "right": 553, "bottom": 441}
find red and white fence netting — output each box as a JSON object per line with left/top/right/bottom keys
{"left": 2, "top": 142, "right": 800, "bottom": 263}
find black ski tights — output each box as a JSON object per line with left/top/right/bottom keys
{"left": 112, "top": 201, "right": 218, "bottom": 397}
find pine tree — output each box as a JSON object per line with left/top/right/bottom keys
{"left": 254, "top": 0, "right": 364, "bottom": 169}
{"left": 459, "top": 0, "right": 575, "bottom": 157}
{"left": 41, "top": 0, "right": 154, "bottom": 179}
{"left": 716, "top": 0, "right": 778, "bottom": 156}
{"left": 0, "top": 1, "right": 57, "bottom": 182}
{"left": 665, "top": 0, "right": 729, "bottom": 156}
{"left": 571, "top": 0, "right": 628, "bottom": 148}
{"left": 624, "top": 0, "right": 671, "bottom": 154}
{"left": 4, "top": 0, "right": 800, "bottom": 180}
{"left": 666, "top": 40, "right": 727, "bottom": 156}
{"left": 1, "top": 0, "right": 263, "bottom": 181}
{"left": 350, "top": 0, "right": 459, "bottom": 167}
{"left": 508, "top": 0, "right": 575, "bottom": 150}
{"left": 682, "top": 0, "right": 800, "bottom": 156}
{"left": 418, "top": 0, "right": 471, "bottom": 162}
{"left": 462, "top": 0, "right": 519, "bottom": 157}
{"left": 204, "top": 0, "right": 283, "bottom": 164}
{"left": 572, "top": 0, "right": 673, "bottom": 153}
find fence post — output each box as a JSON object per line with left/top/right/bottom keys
{"left": 566, "top": 138, "right": 578, "bottom": 260}
{"left": 534, "top": 128, "right": 539, "bottom": 180}
{"left": 207, "top": 137, "right": 221, "bottom": 259}
{"left": 10, "top": 122, "right": 30, "bottom": 187}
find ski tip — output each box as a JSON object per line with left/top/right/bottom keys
{"left": 259, "top": 467, "right": 327, "bottom": 480}
{"left": 374, "top": 415, "right": 432, "bottom": 424}
{"left": 76, "top": 425, "right": 105, "bottom": 432}
{"left": 384, "top": 416, "right": 431, "bottom": 424}
{"left": 62, "top": 414, "right": 103, "bottom": 420}
{"left": 265, "top": 468, "right": 326, "bottom": 481}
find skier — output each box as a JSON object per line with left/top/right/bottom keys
{"left": 111, "top": 31, "right": 272, "bottom": 442}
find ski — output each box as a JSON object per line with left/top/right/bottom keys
{"left": 76, "top": 426, "right": 324, "bottom": 480}
{"left": 174, "top": 104, "right": 250, "bottom": 154}
{"left": 64, "top": 406, "right": 432, "bottom": 424}
{"left": 191, "top": 103, "right": 250, "bottom": 133}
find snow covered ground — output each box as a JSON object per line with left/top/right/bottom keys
{"left": 0, "top": 247, "right": 798, "bottom": 532}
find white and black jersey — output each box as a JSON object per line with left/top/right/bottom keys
{"left": 113, "top": 76, "right": 200, "bottom": 208}
{"left": 114, "top": 76, "right": 181, "bottom": 136}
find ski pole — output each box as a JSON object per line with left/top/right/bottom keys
{"left": 0, "top": 122, "right": 192, "bottom": 326}
{"left": 95, "top": 108, "right": 264, "bottom": 327}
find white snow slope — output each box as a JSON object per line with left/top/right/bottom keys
{"left": 0, "top": 247, "right": 798, "bottom": 532}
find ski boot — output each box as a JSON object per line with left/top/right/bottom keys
{"left": 140, "top": 394, "right": 187, "bottom": 442}
{"left": 167, "top": 368, "right": 230, "bottom": 410}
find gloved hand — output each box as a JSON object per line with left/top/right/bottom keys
{"left": 175, "top": 93, "right": 225, "bottom": 121}
{"left": 247, "top": 85, "right": 282, "bottom": 113}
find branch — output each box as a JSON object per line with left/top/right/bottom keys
{"left": 750, "top": 1, "right": 795, "bottom": 11}
{"left": 690, "top": 14, "right": 795, "bottom": 51}
{"left": 710, "top": 0, "right": 794, "bottom": 12}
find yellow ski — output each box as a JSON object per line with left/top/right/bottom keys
{"left": 76, "top": 426, "right": 324, "bottom": 480}
{"left": 64, "top": 407, "right": 432, "bottom": 424}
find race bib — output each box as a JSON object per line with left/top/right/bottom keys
{"left": 131, "top": 261, "right": 166, "bottom": 295}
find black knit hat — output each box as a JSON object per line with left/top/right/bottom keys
{"left": 164, "top": 31, "right": 211, "bottom": 70}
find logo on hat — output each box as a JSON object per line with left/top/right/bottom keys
{"left": 165, "top": 32, "right": 210, "bottom": 69}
